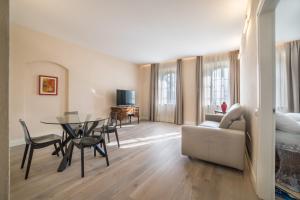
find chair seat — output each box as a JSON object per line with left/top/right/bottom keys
{"left": 72, "top": 136, "right": 103, "bottom": 146}
{"left": 107, "top": 126, "right": 116, "bottom": 132}
{"left": 31, "top": 134, "right": 62, "bottom": 144}
{"left": 95, "top": 125, "right": 116, "bottom": 133}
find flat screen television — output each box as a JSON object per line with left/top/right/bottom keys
{"left": 116, "top": 89, "right": 135, "bottom": 106}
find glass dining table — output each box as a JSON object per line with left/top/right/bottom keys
{"left": 41, "top": 114, "right": 107, "bottom": 172}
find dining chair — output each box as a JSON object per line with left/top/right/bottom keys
{"left": 94, "top": 112, "right": 120, "bottom": 148}
{"left": 68, "top": 119, "right": 109, "bottom": 177}
{"left": 19, "top": 119, "right": 64, "bottom": 179}
{"left": 92, "top": 118, "right": 109, "bottom": 156}
{"left": 105, "top": 112, "right": 120, "bottom": 148}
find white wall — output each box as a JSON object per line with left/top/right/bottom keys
{"left": 276, "top": 0, "right": 300, "bottom": 43}
{"left": 21, "top": 62, "right": 68, "bottom": 140}
{"left": 10, "top": 24, "right": 139, "bottom": 145}
{"left": 241, "top": 1, "right": 298, "bottom": 197}
{"left": 240, "top": 0, "right": 259, "bottom": 190}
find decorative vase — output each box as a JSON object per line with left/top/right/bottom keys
{"left": 221, "top": 102, "right": 227, "bottom": 113}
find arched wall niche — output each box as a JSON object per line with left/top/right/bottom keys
{"left": 23, "top": 60, "right": 69, "bottom": 136}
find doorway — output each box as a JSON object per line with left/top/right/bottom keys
{"left": 274, "top": 0, "right": 300, "bottom": 198}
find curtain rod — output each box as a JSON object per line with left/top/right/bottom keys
{"left": 139, "top": 49, "right": 240, "bottom": 67}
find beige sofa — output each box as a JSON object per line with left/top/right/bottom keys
{"left": 181, "top": 105, "right": 246, "bottom": 170}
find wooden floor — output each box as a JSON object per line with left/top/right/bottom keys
{"left": 10, "top": 121, "right": 258, "bottom": 200}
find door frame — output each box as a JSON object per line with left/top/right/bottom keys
{"left": 256, "top": 0, "right": 279, "bottom": 199}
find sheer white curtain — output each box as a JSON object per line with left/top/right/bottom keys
{"left": 276, "top": 45, "right": 288, "bottom": 112}
{"left": 203, "top": 55, "right": 230, "bottom": 114}
{"left": 156, "top": 62, "right": 176, "bottom": 122}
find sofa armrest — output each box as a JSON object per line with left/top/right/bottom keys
{"left": 205, "top": 114, "right": 223, "bottom": 122}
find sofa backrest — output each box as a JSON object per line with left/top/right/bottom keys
{"left": 228, "top": 115, "right": 246, "bottom": 131}
{"left": 219, "top": 103, "right": 244, "bottom": 129}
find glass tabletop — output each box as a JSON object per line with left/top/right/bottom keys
{"left": 41, "top": 113, "right": 106, "bottom": 125}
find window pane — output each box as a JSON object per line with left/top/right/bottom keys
{"left": 203, "top": 59, "right": 230, "bottom": 113}
{"left": 158, "top": 70, "right": 176, "bottom": 105}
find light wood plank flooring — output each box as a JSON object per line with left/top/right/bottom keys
{"left": 10, "top": 121, "right": 258, "bottom": 200}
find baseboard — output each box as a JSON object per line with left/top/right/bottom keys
{"left": 245, "top": 149, "right": 257, "bottom": 193}
{"left": 10, "top": 138, "right": 25, "bottom": 147}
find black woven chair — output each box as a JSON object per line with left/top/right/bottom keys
{"left": 68, "top": 119, "right": 109, "bottom": 177}
{"left": 104, "top": 112, "right": 120, "bottom": 148}
{"left": 19, "top": 119, "right": 64, "bottom": 179}
{"left": 92, "top": 118, "right": 108, "bottom": 156}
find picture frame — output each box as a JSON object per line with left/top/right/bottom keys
{"left": 38, "top": 75, "right": 58, "bottom": 95}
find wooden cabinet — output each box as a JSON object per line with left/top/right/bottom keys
{"left": 111, "top": 106, "right": 139, "bottom": 127}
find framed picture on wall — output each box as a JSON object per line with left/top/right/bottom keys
{"left": 39, "top": 75, "right": 58, "bottom": 95}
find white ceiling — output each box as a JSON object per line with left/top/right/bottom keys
{"left": 276, "top": 0, "right": 300, "bottom": 43}
{"left": 11, "top": 0, "right": 247, "bottom": 64}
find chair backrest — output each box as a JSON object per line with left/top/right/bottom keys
{"left": 19, "top": 119, "right": 33, "bottom": 144}
{"left": 96, "top": 117, "right": 109, "bottom": 128}
{"left": 83, "top": 119, "right": 106, "bottom": 137}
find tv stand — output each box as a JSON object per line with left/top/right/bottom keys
{"left": 111, "top": 106, "right": 139, "bottom": 128}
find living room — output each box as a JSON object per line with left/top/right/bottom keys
{"left": 0, "top": 0, "right": 300, "bottom": 200}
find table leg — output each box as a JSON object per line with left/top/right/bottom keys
{"left": 52, "top": 136, "right": 71, "bottom": 155}
{"left": 56, "top": 124, "right": 77, "bottom": 172}
{"left": 57, "top": 141, "right": 73, "bottom": 172}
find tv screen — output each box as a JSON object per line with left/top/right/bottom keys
{"left": 117, "top": 89, "right": 135, "bottom": 106}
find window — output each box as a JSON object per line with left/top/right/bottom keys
{"left": 276, "top": 46, "right": 288, "bottom": 112}
{"left": 159, "top": 71, "right": 176, "bottom": 105}
{"left": 203, "top": 59, "right": 230, "bottom": 113}
{"left": 156, "top": 63, "right": 177, "bottom": 123}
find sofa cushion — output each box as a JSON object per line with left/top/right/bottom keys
{"left": 200, "top": 121, "right": 220, "bottom": 128}
{"left": 228, "top": 117, "right": 246, "bottom": 131}
{"left": 276, "top": 112, "right": 300, "bottom": 134}
{"left": 219, "top": 104, "right": 243, "bottom": 129}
